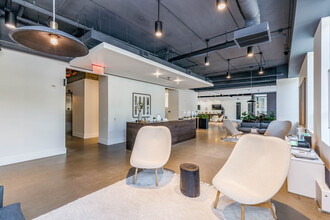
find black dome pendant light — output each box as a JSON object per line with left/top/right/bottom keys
{"left": 9, "top": 0, "right": 88, "bottom": 57}
{"left": 155, "top": 0, "right": 163, "bottom": 37}
{"left": 5, "top": 0, "right": 17, "bottom": 29}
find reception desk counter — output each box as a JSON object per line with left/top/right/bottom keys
{"left": 126, "top": 120, "right": 196, "bottom": 150}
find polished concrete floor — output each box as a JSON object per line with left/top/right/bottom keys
{"left": 0, "top": 124, "right": 329, "bottom": 219}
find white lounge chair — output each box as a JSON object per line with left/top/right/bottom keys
{"left": 212, "top": 134, "right": 291, "bottom": 219}
{"left": 210, "top": 115, "right": 219, "bottom": 123}
{"left": 130, "top": 126, "right": 171, "bottom": 186}
{"left": 223, "top": 119, "right": 243, "bottom": 140}
{"left": 264, "top": 120, "right": 292, "bottom": 140}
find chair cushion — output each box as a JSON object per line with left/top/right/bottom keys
{"left": 0, "top": 203, "right": 25, "bottom": 220}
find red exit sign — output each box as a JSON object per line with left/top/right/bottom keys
{"left": 92, "top": 64, "right": 104, "bottom": 74}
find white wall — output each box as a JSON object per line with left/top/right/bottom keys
{"left": 166, "top": 89, "right": 179, "bottom": 121}
{"left": 178, "top": 90, "right": 198, "bottom": 118}
{"left": 313, "top": 17, "right": 330, "bottom": 168}
{"left": 84, "top": 79, "right": 99, "bottom": 138}
{"left": 99, "top": 75, "right": 165, "bottom": 145}
{"left": 198, "top": 96, "right": 250, "bottom": 120}
{"left": 276, "top": 78, "right": 299, "bottom": 125}
{"left": 0, "top": 49, "right": 67, "bottom": 166}
{"left": 299, "top": 52, "right": 314, "bottom": 131}
{"left": 66, "top": 79, "right": 99, "bottom": 139}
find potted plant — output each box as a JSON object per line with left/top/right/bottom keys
{"left": 197, "top": 114, "right": 209, "bottom": 129}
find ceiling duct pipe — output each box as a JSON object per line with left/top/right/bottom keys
{"left": 235, "top": 0, "right": 261, "bottom": 27}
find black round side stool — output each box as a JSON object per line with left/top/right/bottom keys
{"left": 180, "top": 163, "right": 200, "bottom": 197}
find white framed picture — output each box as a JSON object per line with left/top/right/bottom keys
{"left": 132, "top": 93, "right": 151, "bottom": 118}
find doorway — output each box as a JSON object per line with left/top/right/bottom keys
{"left": 236, "top": 102, "right": 241, "bottom": 120}
{"left": 65, "top": 92, "right": 72, "bottom": 135}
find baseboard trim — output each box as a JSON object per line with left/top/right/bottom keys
{"left": 72, "top": 131, "right": 84, "bottom": 139}
{"left": 98, "top": 137, "right": 125, "bottom": 146}
{"left": 0, "top": 148, "right": 67, "bottom": 167}
{"left": 84, "top": 133, "right": 99, "bottom": 139}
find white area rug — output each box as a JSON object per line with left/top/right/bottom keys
{"left": 34, "top": 170, "right": 275, "bottom": 220}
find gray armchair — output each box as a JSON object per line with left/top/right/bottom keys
{"left": 0, "top": 186, "right": 25, "bottom": 220}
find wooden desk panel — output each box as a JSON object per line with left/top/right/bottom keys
{"left": 126, "top": 120, "right": 196, "bottom": 150}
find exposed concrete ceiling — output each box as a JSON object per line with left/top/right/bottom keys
{"left": 1, "top": 0, "right": 292, "bottom": 79}
{"left": 288, "top": 0, "right": 330, "bottom": 77}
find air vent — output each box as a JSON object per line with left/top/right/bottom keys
{"left": 234, "top": 22, "right": 271, "bottom": 48}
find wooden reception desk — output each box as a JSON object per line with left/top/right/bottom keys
{"left": 126, "top": 120, "right": 196, "bottom": 150}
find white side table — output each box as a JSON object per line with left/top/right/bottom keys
{"left": 287, "top": 149, "right": 325, "bottom": 198}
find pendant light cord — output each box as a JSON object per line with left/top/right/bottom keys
{"left": 157, "top": 0, "right": 160, "bottom": 21}
{"left": 53, "top": 0, "right": 56, "bottom": 24}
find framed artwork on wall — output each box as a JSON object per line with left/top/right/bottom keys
{"left": 132, "top": 93, "right": 151, "bottom": 118}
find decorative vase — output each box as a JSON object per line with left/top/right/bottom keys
{"left": 138, "top": 111, "right": 142, "bottom": 121}
{"left": 156, "top": 114, "right": 162, "bottom": 122}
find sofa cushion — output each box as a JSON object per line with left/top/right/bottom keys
{"left": 238, "top": 127, "right": 252, "bottom": 133}
{"left": 0, "top": 202, "right": 25, "bottom": 220}
{"left": 240, "top": 122, "right": 260, "bottom": 128}
{"left": 0, "top": 203, "right": 25, "bottom": 220}
{"left": 260, "top": 123, "right": 270, "bottom": 129}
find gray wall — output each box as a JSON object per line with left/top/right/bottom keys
{"left": 267, "top": 92, "right": 277, "bottom": 115}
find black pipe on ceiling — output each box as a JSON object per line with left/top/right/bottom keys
{"left": 168, "top": 41, "right": 236, "bottom": 62}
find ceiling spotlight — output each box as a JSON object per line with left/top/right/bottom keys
{"left": 205, "top": 56, "right": 210, "bottom": 66}
{"left": 155, "top": 21, "right": 162, "bottom": 37}
{"left": 155, "top": 0, "right": 162, "bottom": 37}
{"left": 204, "top": 39, "right": 210, "bottom": 66}
{"left": 226, "top": 59, "right": 231, "bottom": 79}
{"left": 226, "top": 72, "right": 231, "bottom": 79}
{"left": 216, "top": 0, "right": 227, "bottom": 10}
{"left": 5, "top": 11, "right": 17, "bottom": 29}
{"left": 247, "top": 46, "right": 253, "bottom": 57}
{"left": 258, "top": 66, "right": 264, "bottom": 75}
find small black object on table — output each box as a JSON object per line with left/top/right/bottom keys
{"left": 180, "top": 163, "right": 200, "bottom": 197}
